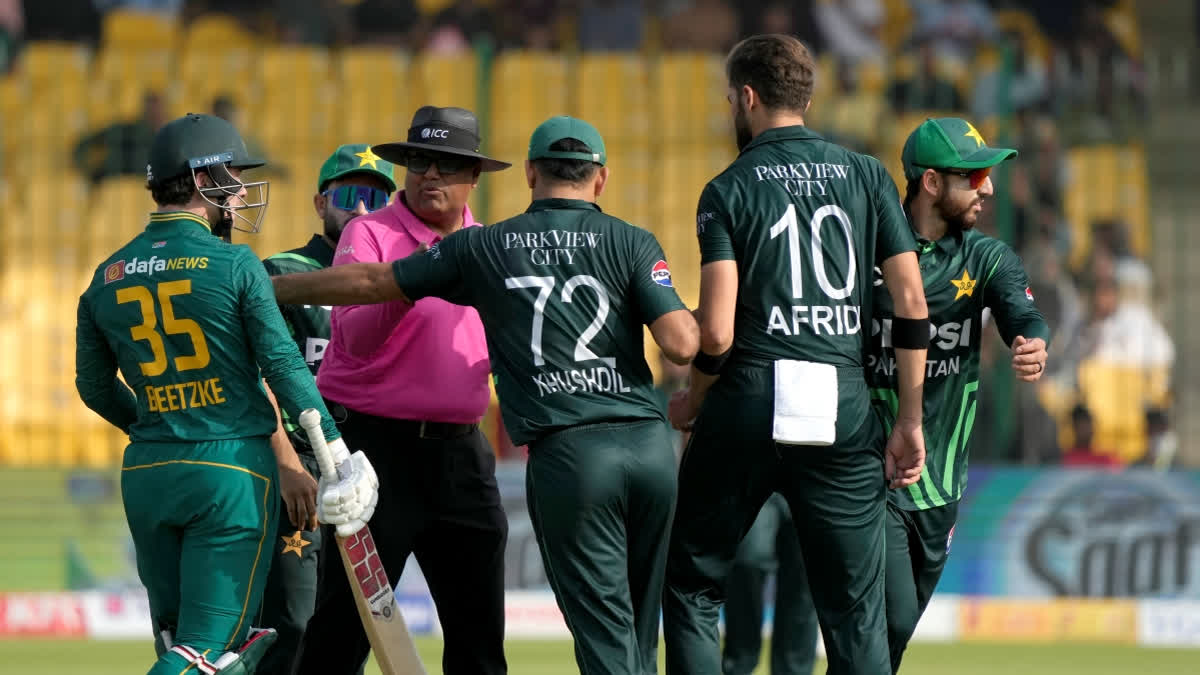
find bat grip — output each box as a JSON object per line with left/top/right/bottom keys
{"left": 298, "top": 408, "right": 339, "bottom": 480}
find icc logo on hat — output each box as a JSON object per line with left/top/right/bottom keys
{"left": 651, "top": 260, "right": 673, "bottom": 288}
{"left": 421, "top": 128, "right": 450, "bottom": 139}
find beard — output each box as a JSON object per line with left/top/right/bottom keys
{"left": 323, "top": 210, "right": 350, "bottom": 243}
{"left": 933, "top": 188, "right": 981, "bottom": 232}
{"left": 211, "top": 209, "right": 233, "bottom": 242}
{"left": 734, "top": 100, "right": 753, "bottom": 152}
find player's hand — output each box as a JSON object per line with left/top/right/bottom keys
{"left": 885, "top": 417, "right": 925, "bottom": 489}
{"left": 1011, "top": 336, "right": 1048, "bottom": 382}
{"left": 279, "top": 460, "right": 319, "bottom": 531}
{"left": 317, "top": 449, "right": 380, "bottom": 537}
{"left": 668, "top": 389, "right": 697, "bottom": 431}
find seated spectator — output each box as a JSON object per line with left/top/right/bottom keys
{"left": 0, "top": 0, "right": 22, "bottom": 76}
{"left": 813, "top": 0, "right": 883, "bottom": 65}
{"left": 72, "top": 91, "right": 166, "bottom": 184}
{"left": 424, "top": 0, "right": 496, "bottom": 53}
{"left": 820, "top": 58, "right": 882, "bottom": 154}
{"left": 1133, "top": 407, "right": 1178, "bottom": 471}
{"left": 971, "top": 30, "right": 1049, "bottom": 120}
{"left": 1061, "top": 405, "right": 1121, "bottom": 468}
{"left": 577, "top": 0, "right": 643, "bottom": 51}
{"left": 661, "top": 0, "right": 739, "bottom": 53}
{"left": 887, "top": 43, "right": 965, "bottom": 113}
{"left": 909, "top": 0, "right": 996, "bottom": 66}
{"left": 494, "top": 0, "right": 560, "bottom": 50}
{"left": 1089, "top": 257, "right": 1174, "bottom": 369}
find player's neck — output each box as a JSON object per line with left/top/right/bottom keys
{"left": 156, "top": 204, "right": 209, "bottom": 220}
{"left": 531, "top": 186, "right": 595, "bottom": 203}
{"left": 910, "top": 199, "right": 949, "bottom": 242}
{"left": 752, "top": 111, "right": 806, "bottom": 136}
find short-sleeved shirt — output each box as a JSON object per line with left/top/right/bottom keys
{"left": 868, "top": 228, "right": 1050, "bottom": 510}
{"left": 696, "top": 125, "right": 917, "bottom": 368}
{"left": 391, "top": 198, "right": 688, "bottom": 445}
{"left": 75, "top": 211, "right": 335, "bottom": 443}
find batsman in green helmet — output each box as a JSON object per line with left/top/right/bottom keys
{"left": 74, "top": 113, "right": 380, "bottom": 675}
{"left": 255, "top": 144, "right": 395, "bottom": 675}
{"left": 870, "top": 117, "right": 1050, "bottom": 672}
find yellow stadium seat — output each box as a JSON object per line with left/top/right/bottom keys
{"left": 96, "top": 47, "right": 174, "bottom": 91}
{"left": 1077, "top": 360, "right": 1170, "bottom": 463}
{"left": 576, "top": 53, "right": 650, "bottom": 147}
{"left": 1064, "top": 144, "right": 1148, "bottom": 269}
{"left": 489, "top": 51, "right": 569, "bottom": 154}
{"left": 259, "top": 46, "right": 333, "bottom": 95}
{"left": 600, "top": 143, "right": 652, "bottom": 229}
{"left": 20, "top": 42, "right": 91, "bottom": 87}
{"left": 411, "top": 53, "right": 478, "bottom": 112}
{"left": 101, "top": 10, "right": 179, "bottom": 50}
{"left": 880, "top": 0, "right": 914, "bottom": 51}
{"left": 182, "top": 14, "right": 256, "bottom": 52}
{"left": 655, "top": 52, "right": 729, "bottom": 146}
{"left": 339, "top": 47, "right": 410, "bottom": 88}
{"left": 483, "top": 162, "right": 530, "bottom": 225}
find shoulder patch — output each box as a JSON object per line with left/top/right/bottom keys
{"left": 651, "top": 259, "right": 672, "bottom": 287}
{"left": 1025, "top": 286, "right": 1035, "bottom": 301}
{"left": 104, "top": 260, "right": 125, "bottom": 284}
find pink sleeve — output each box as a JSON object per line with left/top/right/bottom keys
{"left": 331, "top": 217, "right": 414, "bottom": 357}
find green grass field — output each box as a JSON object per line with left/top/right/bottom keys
{"left": 2, "top": 638, "right": 1197, "bottom": 674}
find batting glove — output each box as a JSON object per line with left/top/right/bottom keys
{"left": 317, "top": 449, "right": 379, "bottom": 537}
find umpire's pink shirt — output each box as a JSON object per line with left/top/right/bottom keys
{"left": 316, "top": 194, "right": 490, "bottom": 423}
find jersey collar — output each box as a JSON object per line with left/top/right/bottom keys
{"left": 740, "top": 125, "right": 824, "bottom": 155}
{"left": 304, "top": 234, "right": 336, "bottom": 267}
{"left": 146, "top": 211, "right": 212, "bottom": 234}
{"left": 526, "top": 198, "right": 602, "bottom": 213}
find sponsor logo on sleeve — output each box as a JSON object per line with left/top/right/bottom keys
{"left": 104, "top": 261, "right": 125, "bottom": 284}
{"left": 1025, "top": 286, "right": 1035, "bottom": 301}
{"left": 651, "top": 259, "right": 672, "bottom": 287}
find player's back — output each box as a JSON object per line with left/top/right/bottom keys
{"left": 448, "top": 200, "right": 679, "bottom": 445}
{"left": 79, "top": 211, "right": 279, "bottom": 443}
{"left": 698, "top": 126, "right": 915, "bottom": 369}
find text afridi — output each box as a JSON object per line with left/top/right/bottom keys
{"left": 145, "top": 378, "right": 227, "bottom": 412}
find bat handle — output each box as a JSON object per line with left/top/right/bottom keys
{"left": 298, "top": 408, "right": 339, "bottom": 481}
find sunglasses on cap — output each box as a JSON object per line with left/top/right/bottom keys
{"left": 917, "top": 165, "right": 991, "bottom": 190}
{"left": 402, "top": 151, "right": 477, "bottom": 176}
{"left": 322, "top": 185, "right": 390, "bottom": 212}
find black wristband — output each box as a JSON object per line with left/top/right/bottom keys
{"left": 692, "top": 347, "right": 732, "bottom": 375}
{"left": 891, "top": 317, "right": 931, "bottom": 349}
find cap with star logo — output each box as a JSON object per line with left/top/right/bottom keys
{"left": 901, "top": 118, "right": 1018, "bottom": 181}
{"left": 317, "top": 144, "right": 397, "bottom": 193}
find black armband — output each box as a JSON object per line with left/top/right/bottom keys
{"left": 891, "top": 317, "right": 931, "bottom": 349}
{"left": 692, "top": 347, "right": 732, "bottom": 375}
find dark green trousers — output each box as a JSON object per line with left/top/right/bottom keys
{"left": 664, "top": 364, "right": 889, "bottom": 675}
{"left": 527, "top": 419, "right": 678, "bottom": 675}
{"left": 256, "top": 452, "right": 357, "bottom": 675}
{"left": 884, "top": 499, "right": 957, "bottom": 673}
{"left": 121, "top": 438, "right": 278, "bottom": 675}
{"left": 723, "top": 493, "right": 818, "bottom": 675}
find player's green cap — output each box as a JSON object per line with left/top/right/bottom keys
{"left": 528, "top": 116, "right": 606, "bottom": 166}
{"left": 147, "top": 113, "right": 264, "bottom": 184}
{"left": 901, "top": 118, "right": 1018, "bottom": 181}
{"left": 317, "top": 144, "right": 397, "bottom": 193}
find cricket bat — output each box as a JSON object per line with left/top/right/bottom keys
{"left": 297, "top": 408, "right": 427, "bottom": 675}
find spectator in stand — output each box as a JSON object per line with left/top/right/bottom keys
{"left": 661, "top": 0, "right": 739, "bottom": 54}
{"left": 1061, "top": 404, "right": 1121, "bottom": 468}
{"left": 1089, "top": 258, "right": 1174, "bottom": 370}
{"left": 424, "top": 0, "right": 496, "bottom": 53}
{"left": 73, "top": 90, "right": 167, "bottom": 184}
{"left": 909, "top": 0, "right": 997, "bottom": 66}
{"left": 887, "top": 43, "right": 965, "bottom": 113}
{"left": 813, "top": 0, "right": 884, "bottom": 65}
{"left": 494, "top": 0, "right": 560, "bottom": 50}
{"left": 577, "top": 0, "right": 643, "bottom": 51}
{"left": 0, "top": 0, "right": 22, "bottom": 75}
{"left": 1136, "top": 407, "right": 1178, "bottom": 471}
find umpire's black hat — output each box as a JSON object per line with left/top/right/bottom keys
{"left": 372, "top": 106, "right": 511, "bottom": 172}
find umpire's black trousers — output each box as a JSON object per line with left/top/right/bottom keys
{"left": 295, "top": 402, "right": 509, "bottom": 675}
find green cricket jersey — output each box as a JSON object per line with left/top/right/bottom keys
{"left": 697, "top": 126, "right": 916, "bottom": 368}
{"left": 391, "top": 198, "right": 688, "bottom": 445}
{"left": 262, "top": 235, "right": 334, "bottom": 442}
{"left": 868, "top": 228, "right": 1050, "bottom": 510}
{"left": 75, "top": 211, "right": 340, "bottom": 443}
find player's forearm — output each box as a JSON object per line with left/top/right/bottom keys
{"left": 76, "top": 377, "right": 138, "bottom": 433}
{"left": 686, "top": 367, "right": 720, "bottom": 411}
{"left": 264, "top": 381, "right": 303, "bottom": 470}
{"left": 892, "top": 347, "right": 926, "bottom": 422}
{"left": 650, "top": 309, "right": 700, "bottom": 365}
{"left": 271, "top": 263, "right": 406, "bottom": 306}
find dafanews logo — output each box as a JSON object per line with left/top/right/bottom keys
{"left": 104, "top": 261, "right": 126, "bottom": 285}
{"left": 119, "top": 256, "right": 209, "bottom": 276}
{"left": 651, "top": 260, "right": 672, "bottom": 287}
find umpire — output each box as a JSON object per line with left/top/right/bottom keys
{"left": 292, "top": 107, "right": 511, "bottom": 675}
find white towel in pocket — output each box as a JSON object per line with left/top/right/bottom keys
{"left": 773, "top": 359, "right": 838, "bottom": 446}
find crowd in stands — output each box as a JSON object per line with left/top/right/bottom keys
{"left": 0, "top": 0, "right": 1175, "bottom": 469}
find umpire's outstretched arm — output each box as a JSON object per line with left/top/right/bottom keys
{"left": 272, "top": 262, "right": 410, "bottom": 306}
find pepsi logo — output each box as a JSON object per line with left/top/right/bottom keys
{"left": 651, "top": 259, "right": 672, "bottom": 287}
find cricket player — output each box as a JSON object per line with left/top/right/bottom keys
{"left": 722, "top": 493, "right": 818, "bottom": 675}
{"left": 873, "top": 118, "right": 1049, "bottom": 672}
{"left": 74, "top": 113, "right": 379, "bottom": 675}
{"left": 256, "top": 144, "right": 396, "bottom": 675}
{"left": 662, "top": 34, "right": 930, "bottom": 675}
{"left": 270, "top": 116, "right": 700, "bottom": 675}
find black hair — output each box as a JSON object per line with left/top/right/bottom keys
{"left": 533, "top": 138, "right": 601, "bottom": 185}
{"left": 726, "top": 34, "right": 815, "bottom": 112}
{"left": 148, "top": 173, "right": 196, "bottom": 207}
{"left": 903, "top": 176, "right": 921, "bottom": 212}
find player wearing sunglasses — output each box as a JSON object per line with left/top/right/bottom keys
{"left": 869, "top": 118, "right": 1051, "bottom": 672}
{"left": 256, "top": 143, "right": 396, "bottom": 675}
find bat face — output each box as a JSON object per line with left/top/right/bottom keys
{"left": 343, "top": 528, "right": 398, "bottom": 620}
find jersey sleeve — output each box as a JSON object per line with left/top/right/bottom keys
{"left": 235, "top": 248, "right": 341, "bottom": 442}
{"left": 74, "top": 291, "right": 138, "bottom": 433}
{"left": 630, "top": 229, "right": 688, "bottom": 324}
{"left": 697, "top": 181, "right": 736, "bottom": 264}
{"left": 390, "top": 228, "right": 475, "bottom": 306}
{"left": 870, "top": 160, "right": 918, "bottom": 263}
{"left": 981, "top": 242, "right": 1051, "bottom": 348}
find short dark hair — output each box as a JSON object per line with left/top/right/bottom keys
{"left": 726, "top": 34, "right": 815, "bottom": 113}
{"left": 903, "top": 177, "right": 921, "bottom": 211}
{"left": 148, "top": 173, "right": 196, "bottom": 207}
{"left": 532, "top": 138, "right": 601, "bottom": 185}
